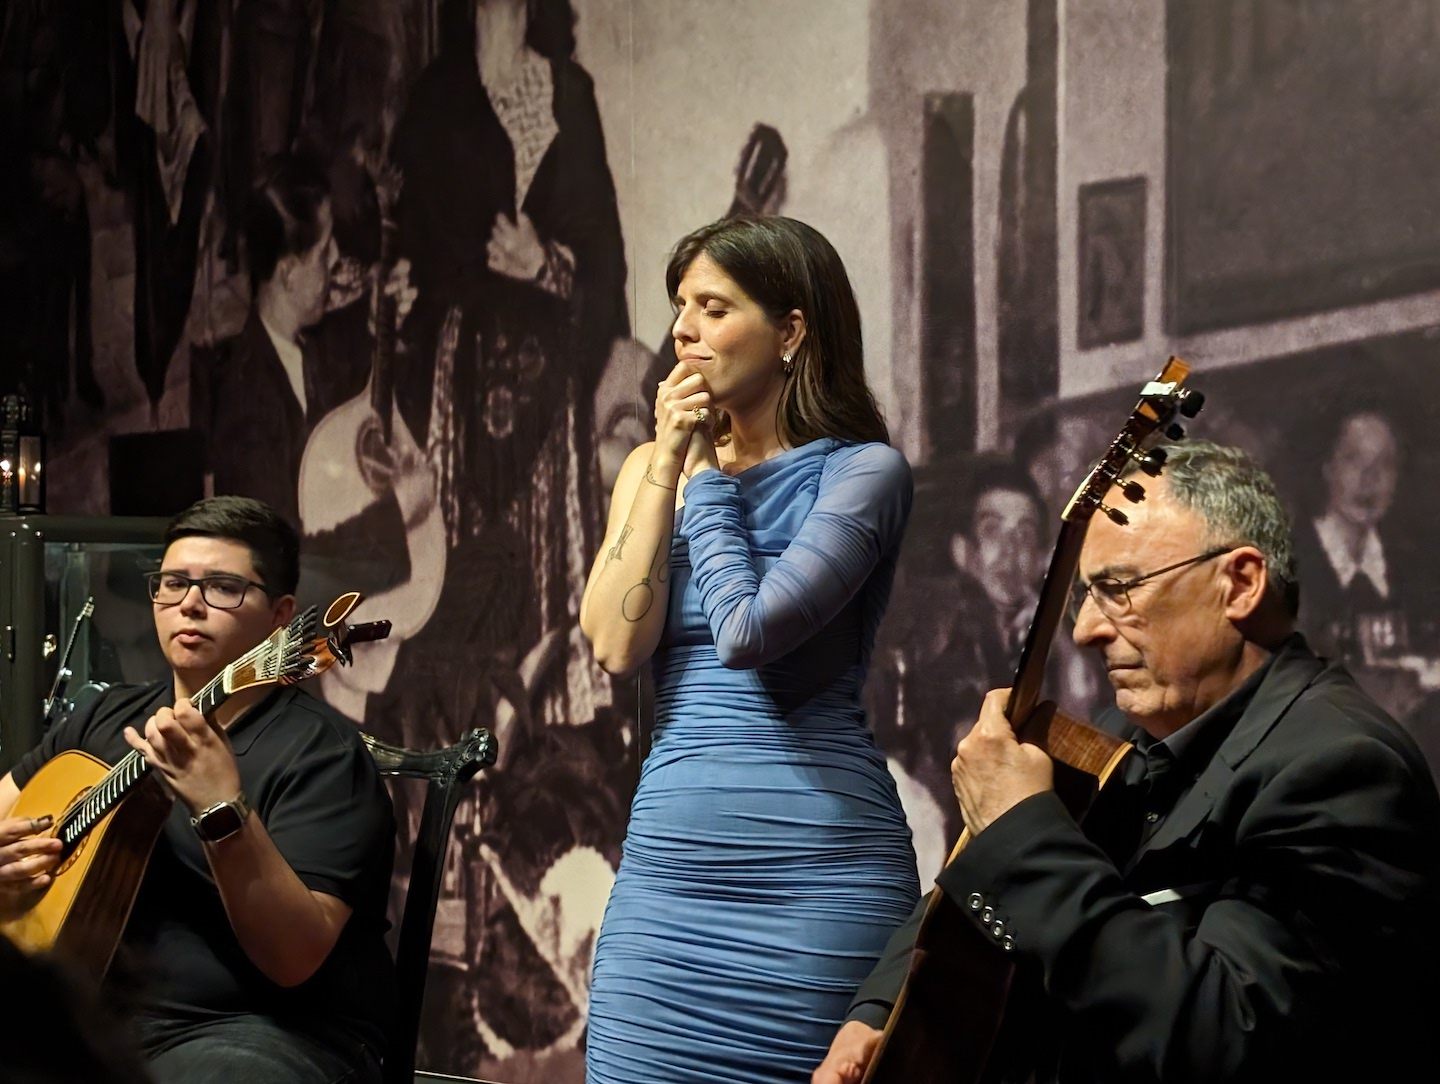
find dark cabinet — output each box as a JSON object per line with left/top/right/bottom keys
{"left": 0, "top": 515, "right": 169, "bottom": 773}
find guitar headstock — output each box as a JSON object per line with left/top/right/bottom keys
{"left": 1061, "top": 357, "right": 1205, "bottom": 527}
{"left": 730, "top": 123, "right": 787, "bottom": 216}
{"left": 297, "top": 591, "right": 393, "bottom": 676}
{"left": 223, "top": 592, "right": 393, "bottom": 694}
{"left": 225, "top": 606, "right": 322, "bottom": 694}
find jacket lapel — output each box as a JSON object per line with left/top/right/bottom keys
{"left": 1126, "top": 638, "right": 1326, "bottom": 866}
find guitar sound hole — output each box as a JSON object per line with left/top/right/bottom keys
{"left": 355, "top": 420, "right": 391, "bottom": 497}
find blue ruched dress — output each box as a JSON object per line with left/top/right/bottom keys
{"left": 586, "top": 437, "right": 921, "bottom": 1083}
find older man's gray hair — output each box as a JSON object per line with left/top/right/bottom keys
{"left": 1128, "top": 440, "right": 1299, "bottom": 617}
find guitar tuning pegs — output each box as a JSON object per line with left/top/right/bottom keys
{"left": 1098, "top": 502, "right": 1130, "bottom": 526}
{"left": 1123, "top": 446, "right": 1166, "bottom": 477}
{"left": 1178, "top": 388, "right": 1205, "bottom": 418}
{"left": 1118, "top": 480, "right": 1146, "bottom": 504}
{"left": 1165, "top": 423, "right": 1186, "bottom": 441}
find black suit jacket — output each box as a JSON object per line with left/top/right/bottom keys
{"left": 207, "top": 310, "right": 318, "bottom": 527}
{"left": 851, "top": 636, "right": 1440, "bottom": 1081}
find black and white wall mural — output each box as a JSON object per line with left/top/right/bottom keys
{"left": 3, "top": 2, "right": 1438, "bottom": 1080}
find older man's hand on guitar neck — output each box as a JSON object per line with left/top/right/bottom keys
{"left": 951, "top": 688, "right": 1056, "bottom": 835}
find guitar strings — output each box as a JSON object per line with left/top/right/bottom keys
{"left": 54, "top": 636, "right": 272, "bottom": 844}
{"left": 54, "top": 605, "right": 320, "bottom": 846}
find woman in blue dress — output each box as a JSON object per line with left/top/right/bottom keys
{"left": 581, "top": 215, "right": 920, "bottom": 1082}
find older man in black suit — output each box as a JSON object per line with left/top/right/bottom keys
{"left": 815, "top": 441, "right": 1440, "bottom": 1083}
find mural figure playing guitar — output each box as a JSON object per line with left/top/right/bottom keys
{"left": 203, "top": 153, "right": 426, "bottom": 534}
{"left": 200, "top": 149, "right": 434, "bottom": 724}
{"left": 0, "top": 497, "right": 396, "bottom": 1084}
{"left": 815, "top": 434, "right": 1440, "bottom": 1084}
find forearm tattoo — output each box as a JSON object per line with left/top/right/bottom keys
{"left": 613, "top": 464, "right": 675, "bottom": 620}
{"left": 622, "top": 536, "right": 671, "bottom": 623}
{"left": 644, "top": 464, "right": 677, "bottom": 491}
{"left": 606, "top": 524, "right": 634, "bottom": 565}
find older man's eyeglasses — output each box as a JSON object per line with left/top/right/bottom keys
{"left": 1069, "top": 546, "right": 1234, "bottom": 622}
{"left": 145, "top": 571, "right": 270, "bottom": 610}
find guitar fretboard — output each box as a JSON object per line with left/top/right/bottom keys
{"left": 60, "top": 748, "right": 151, "bottom": 846}
{"left": 55, "top": 663, "right": 233, "bottom": 847}
{"left": 53, "top": 607, "right": 317, "bottom": 849}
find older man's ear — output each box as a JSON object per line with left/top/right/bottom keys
{"left": 1221, "top": 547, "right": 1266, "bottom": 618}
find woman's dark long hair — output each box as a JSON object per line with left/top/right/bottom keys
{"left": 665, "top": 214, "right": 890, "bottom": 447}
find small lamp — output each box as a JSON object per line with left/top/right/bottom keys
{"left": 0, "top": 393, "right": 44, "bottom": 515}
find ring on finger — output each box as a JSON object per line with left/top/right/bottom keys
{"left": 693, "top": 407, "right": 710, "bottom": 424}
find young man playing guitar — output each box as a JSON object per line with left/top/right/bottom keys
{"left": 0, "top": 496, "right": 395, "bottom": 1083}
{"left": 815, "top": 442, "right": 1440, "bottom": 1084}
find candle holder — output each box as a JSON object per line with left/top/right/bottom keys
{"left": 0, "top": 393, "right": 45, "bottom": 515}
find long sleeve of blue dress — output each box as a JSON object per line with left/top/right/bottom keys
{"left": 677, "top": 441, "right": 913, "bottom": 669}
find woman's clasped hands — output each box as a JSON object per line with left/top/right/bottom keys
{"left": 653, "top": 360, "right": 720, "bottom": 483}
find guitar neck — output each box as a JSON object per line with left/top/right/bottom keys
{"left": 50, "top": 600, "right": 355, "bottom": 854}
{"left": 1005, "top": 518, "right": 1089, "bottom": 728}
{"left": 188, "top": 670, "right": 233, "bottom": 719}
{"left": 369, "top": 220, "right": 400, "bottom": 442}
{"left": 55, "top": 666, "right": 236, "bottom": 852}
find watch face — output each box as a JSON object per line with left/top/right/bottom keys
{"left": 198, "top": 803, "right": 244, "bottom": 841}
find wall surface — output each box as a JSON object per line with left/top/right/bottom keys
{"left": 3, "top": 2, "right": 1438, "bottom": 1082}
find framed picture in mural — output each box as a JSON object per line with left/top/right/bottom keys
{"left": 1077, "top": 176, "right": 1146, "bottom": 349}
{"left": 1166, "top": 1, "right": 1440, "bottom": 334}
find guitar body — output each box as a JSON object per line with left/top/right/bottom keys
{"left": 0, "top": 750, "right": 172, "bottom": 978}
{"left": 864, "top": 892, "right": 1021, "bottom": 1084}
{"left": 863, "top": 706, "right": 1131, "bottom": 1084}
{"left": 298, "top": 376, "right": 446, "bottom": 645}
{"left": 0, "top": 595, "right": 387, "bottom": 979}
{"left": 298, "top": 388, "right": 385, "bottom": 532}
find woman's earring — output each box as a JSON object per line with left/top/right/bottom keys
{"left": 782, "top": 351, "right": 794, "bottom": 376}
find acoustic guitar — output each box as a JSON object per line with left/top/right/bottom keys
{"left": 861, "top": 358, "right": 1205, "bottom": 1084}
{"left": 0, "top": 592, "right": 391, "bottom": 979}
{"left": 298, "top": 167, "right": 446, "bottom": 718}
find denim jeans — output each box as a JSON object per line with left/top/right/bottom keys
{"left": 143, "top": 1014, "right": 381, "bottom": 1084}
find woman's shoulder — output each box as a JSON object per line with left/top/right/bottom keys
{"left": 547, "top": 57, "right": 601, "bottom": 118}
{"left": 405, "top": 54, "right": 473, "bottom": 109}
{"left": 821, "top": 440, "right": 912, "bottom": 485}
